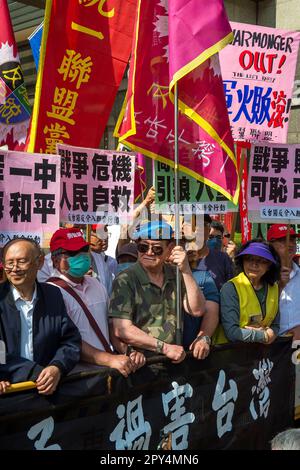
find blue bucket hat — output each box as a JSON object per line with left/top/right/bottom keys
{"left": 133, "top": 221, "right": 174, "bottom": 240}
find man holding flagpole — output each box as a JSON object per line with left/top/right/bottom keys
{"left": 109, "top": 221, "right": 206, "bottom": 362}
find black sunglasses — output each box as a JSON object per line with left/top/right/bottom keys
{"left": 137, "top": 242, "right": 164, "bottom": 256}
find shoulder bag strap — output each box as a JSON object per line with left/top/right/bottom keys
{"left": 47, "top": 277, "right": 111, "bottom": 353}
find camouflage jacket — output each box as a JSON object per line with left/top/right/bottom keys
{"left": 109, "top": 261, "right": 185, "bottom": 343}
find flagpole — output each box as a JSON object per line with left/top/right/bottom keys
{"left": 174, "top": 82, "right": 182, "bottom": 346}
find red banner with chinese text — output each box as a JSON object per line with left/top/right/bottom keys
{"left": 0, "top": 0, "right": 31, "bottom": 150}
{"left": 237, "top": 142, "right": 252, "bottom": 243}
{"left": 27, "top": 0, "right": 137, "bottom": 154}
{"left": 115, "top": 0, "right": 239, "bottom": 203}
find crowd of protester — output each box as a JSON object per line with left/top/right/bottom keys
{"left": 1, "top": 188, "right": 300, "bottom": 398}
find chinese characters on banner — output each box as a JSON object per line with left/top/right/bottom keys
{"left": 27, "top": 0, "right": 137, "bottom": 153}
{"left": 57, "top": 143, "right": 135, "bottom": 225}
{"left": 0, "top": 150, "right": 60, "bottom": 246}
{"left": 220, "top": 22, "right": 300, "bottom": 143}
{"left": 115, "top": 0, "right": 239, "bottom": 204}
{"left": 0, "top": 0, "right": 31, "bottom": 150}
{"left": 154, "top": 161, "right": 238, "bottom": 214}
{"left": 248, "top": 143, "right": 300, "bottom": 223}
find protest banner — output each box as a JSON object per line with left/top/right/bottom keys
{"left": 220, "top": 22, "right": 300, "bottom": 143}
{"left": 0, "top": 340, "right": 293, "bottom": 450}
{"left": 57, "top": 143, "right": 135, "bottom": 225}
{"left": 154, "top": 161, "right": 238, "bottom": 214}
{"left": 0, "top": 150, "right": 60, "bottom": 246}
{"left": 248, "top": 143, "right": 300, "bottom": 223}
{"left": 27, "top": 0, "right": 137, "bottom": 153}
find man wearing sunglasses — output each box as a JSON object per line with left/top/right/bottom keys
{"left": 109, "top": 221, "right": 206, "bottom": 363}
{"left": 47, "top": 228, "right": 145, "bottom": 378}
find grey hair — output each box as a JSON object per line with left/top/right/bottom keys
{"left": 271, "top": 429, "right": 300, "bottom": 450}
{"left": 2, "top": 237, "right": 43, "bottom": 260}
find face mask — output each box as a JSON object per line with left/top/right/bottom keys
{"left": 117, "top": 262, "right": 134, "bottom": 273}
{"left": 67, "top": 253, "right": 91, "bottom": 278}
{"left": 207, "top": 237, "right": 222, "bottom": 251}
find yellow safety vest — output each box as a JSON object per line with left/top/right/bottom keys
{"left": 213, "top": 272, "right": 279, "bottom": 345}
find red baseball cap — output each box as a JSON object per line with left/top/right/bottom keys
{"left": 267, "top": 224, "right": 300, "bottom": 241}
{"left": 50, "top": 228, "right": 89, "bottom": 252}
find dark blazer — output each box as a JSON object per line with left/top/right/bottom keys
{"left": 0, "top": 281, "right": 81, "bottom": 383}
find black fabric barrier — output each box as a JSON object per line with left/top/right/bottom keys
{"left": 0, "top": 338, "right": 294, "bottom": 450}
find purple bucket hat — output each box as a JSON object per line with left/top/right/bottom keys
{"left": 236, "top": 242, "right": 277, "bottom": 264}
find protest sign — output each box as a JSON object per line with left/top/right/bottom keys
{"left": 58, "top": 143, "right": 135, "bottom": 225}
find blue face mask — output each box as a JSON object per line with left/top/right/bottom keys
{"left": 207, "top": 237, "right": 222, "bottom": 251}
{"left": 67, "top": 253, "right": 91, "bottom": 278}
{"left": 117, "top": 262, "right": 134, "bottom": 273}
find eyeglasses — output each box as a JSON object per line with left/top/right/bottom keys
{"left": 4, "top": 256, "right": 40, "bottom": 272}
{"left": 243, "top": 255, "right": 270, "bottom": 265}
{"left": 137, "top": 242, "right": 164, "bottom": 256}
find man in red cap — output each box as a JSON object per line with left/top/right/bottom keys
{"left": 47, "top": 228, "right": 145, "bottom": 377}
{"left": 268, "top": 224, "right": 300, "bottom": 339}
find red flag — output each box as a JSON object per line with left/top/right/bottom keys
{"left": 0, "top": 0, "right": 31, "bottom": 150}
{"left": 115, "top": 0, "right": 239, "bottom": 203}
{"left": 27, "top": 0, "right": 137, "bottom": 153}
{"left": 237, "top": 143, "right": 252, "bottom": 243}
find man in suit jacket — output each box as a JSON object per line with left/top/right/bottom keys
{"left": 0, "top": 238, "right": 81, "bottom": 395}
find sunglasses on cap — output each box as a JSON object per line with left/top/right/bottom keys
{"left": 137, "top": 242, "right": 164, "bottom": 256}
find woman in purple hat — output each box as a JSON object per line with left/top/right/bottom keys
{"left": 214, "top": 239, "right": 281, "bottom": 344}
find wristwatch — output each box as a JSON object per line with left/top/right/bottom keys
{"left": 156, "top": 339, "right": 165, "bottom": 354}
{"left": 196, "top": 335, "right": 211, "bottom": 346}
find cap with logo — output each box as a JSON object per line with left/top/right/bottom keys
{"left": 267, "top": 224, "right": 300, "bottom": 241}
{"left": 50, "top": 228, "right": 89, "bottom": 252}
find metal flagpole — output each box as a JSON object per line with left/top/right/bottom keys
{"left": 174, "top": 82, "right": 182, "bottom": 345}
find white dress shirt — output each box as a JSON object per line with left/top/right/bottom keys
{"left": 48, "top": 271, "right": 111, "bottom": 352}
{"left": 279, "top": 262, "right": 300, "bottom": 334}
{"left": 11, "top": 284, "right": 37, "bottom": 361}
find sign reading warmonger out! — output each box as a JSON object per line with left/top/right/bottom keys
{"left": 248, "top": 143, "right": 300, "bottom": 223}
{"left": 57, "top": 144, "right": 135, "bottom": 225}
{"left": 0, "top": 150, "right": 60, "bottom": 246}
{"left": 220, "top": 22, "right": 300, "bottom": 143}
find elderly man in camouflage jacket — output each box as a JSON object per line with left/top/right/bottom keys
{"left": 109, "top": 221, "right": 206, "bottom": 363}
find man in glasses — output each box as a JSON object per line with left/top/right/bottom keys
{"left": 48, "top": 228, "right": 145, "bottom": 377}
{"left": 109, "top": 221, "right": 206, "bottom": 362}
{"left": 0, "top": 238, "right": 81, "bottom": 394}
{"left": 268, "top": 224, "right": 300, "bottom": 340}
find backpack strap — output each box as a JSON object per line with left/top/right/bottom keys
{"left": 47, "top": 277, "right": 111, "bottom": 353}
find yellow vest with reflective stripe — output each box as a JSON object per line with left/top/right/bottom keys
{"left": 213, "top": 272, "right": 278, "bottom": 344}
